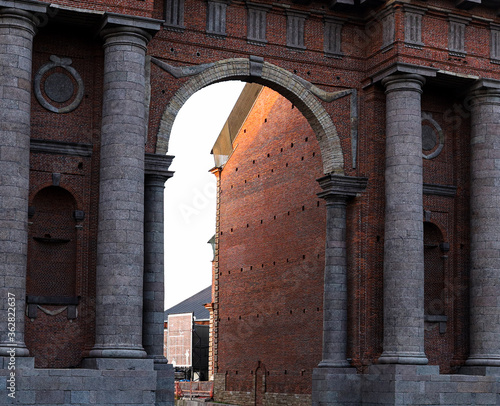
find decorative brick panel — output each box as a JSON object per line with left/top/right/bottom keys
{"left": 448, "top": 14, "right": 470, "bottom": 56}
{"left": 324, "top": 17, "right": 344, "bottom": 58}
{"left": 404, "top": 5, "right": 425, "bottom": 48}
{"left": 206, "top": 0, "right": 230, "bottom": 37}
{"left": 246, "top": 2, "right": 271, "bottom": 45}
{"left": 164, "top": 0, "right": 185, "bottom": 31}
{"left": 286, "top": 10, "right": 309, "bottom": 50}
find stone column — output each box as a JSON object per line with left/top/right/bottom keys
{"left": 90, "top": 27, "right": 152, "bottom": 359}
{"left": 316, "top": 175, "right": 367, "bottom": 368}
{"left": 378, "top": 74, "right": 428, "bottom": 365}
{"left": 0, "top": 6, "right": 43, "bottom": 358}
{"left": 143, "top": 155, "right": 174, "bottom": 359}
{"left": 466, "top": 79, "right": 500, "bottom": 367}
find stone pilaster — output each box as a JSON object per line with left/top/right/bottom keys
{"left": 466, "top": 79, "right": 500, "bottom": 367}
{"left": 379, "top": 74, "right": 428, "bottom": 365}
{"left": 0, "top": 6, "right": 43, "bottom": 358}
{"left": 90, "top": 27, "right": 152, "bottom": 359}
{"left": 316, "top": 174, "right": 367, "bottom": 368}
{"left": 143, "top": 154, "right": 174, "bottom": 359}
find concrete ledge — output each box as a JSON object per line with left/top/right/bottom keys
{"left": 461, "top": 366, "right": 500, "bottom": 376}
{"left": 176, "top": 400, "right": 236, "bottom": 406}
{"left": 81, "top": 357, "right": 154, "bottom": 370}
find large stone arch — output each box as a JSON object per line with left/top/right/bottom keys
{"left": 155, "top": 58, "right": 345, "bottom": 175}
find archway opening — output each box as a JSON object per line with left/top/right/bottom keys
{"left": 163, "top": 78, "right": 328, "bottom": 404}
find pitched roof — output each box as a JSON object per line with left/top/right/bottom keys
{"left": 164, "top": 286, "right": 212, "bottom": 321}
{"left": 211, "top": 83, "right": 263, "bottom": 168}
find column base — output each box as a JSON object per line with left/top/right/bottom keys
{"left": 88, "top": 345, "right": 147, "bottom": 359}
{"left": 377, "top": 351, "right": 428, "bottom": 365}
{"left": 465, "top": 355, "right": 500, "bottom": 367}
{"left": 318, "top": 359, "right": 351, "bottom": 368}
{"left": 0, "top": 355, "right": 34, "bottom": 369}
{"left": 82, "top": 357, "right": 153, "bottom": 370}
{"left": 0, "top": 344, "right": 30, "bottom": 358}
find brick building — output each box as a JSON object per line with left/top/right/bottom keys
{"left": 210, "top": 83, "right": 326, "bottom": 405}
{"left": 1, "top": 0, "right": 500, "bottom": 405}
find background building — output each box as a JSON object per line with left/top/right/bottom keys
{"left": 164, "top": 287, "right": 211, "bottom": 381}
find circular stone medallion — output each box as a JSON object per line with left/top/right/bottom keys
{"left": 421, "top": 113, "right": 445, "bottom": 160}
{"left": 422, "top": 124, "right": 437, "bottom": 151}
{"left": 34, "top": 55, "right": 84, "bottom": 114}
{"left": 44, "top": 72, "right": 75, "bottom": 103}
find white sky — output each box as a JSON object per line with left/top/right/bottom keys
{"left": 164, "top": 80, "right": 246, "bottom": 310}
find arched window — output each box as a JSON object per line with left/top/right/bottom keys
{"left": 27, "top": 186, "right": 77, "bottom": 297}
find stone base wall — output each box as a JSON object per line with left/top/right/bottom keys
{"left": 214, "top": 390, "right": 312, "bottom": 406}
{"left": 214, "top": 389, "right": 254, "bottom": 406}
{"left": 263, "top": 392, "right": 312, "bottom": 405}
{"left": 0, "top": 357, "right": 174, "bottom": 406}
{"left": 214, "top": 373, "right": 311, "bottom": 406}
{"left": 312, "top": 365, "right": 500, "bottom": 406}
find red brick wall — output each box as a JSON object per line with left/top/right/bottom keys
{"left": 216, "top": 87, "right": 326, "bottom": 400}
{"left": 420, "top": 86, "right": 471, "bottom": 373}
{"left": 26, "top": 29, "right": 103, "bottom": 368}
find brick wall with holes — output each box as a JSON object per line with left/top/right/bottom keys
{"left": 214, "top": 87, "right": 326, "bottom": 405}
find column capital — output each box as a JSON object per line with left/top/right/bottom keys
{"left": 0, "top": 5, "right": 43, "bottom": 35}
{"left": 101, "top": 26, "right": 153, "bottom": 51}
{"left": 145, "top": 153, "right": 174, "bottom": 183}
{"left": 100, "top": 13, "right": 162, "bottom": 47}
{"left": 382, "top": 74, "right": 426, "bottom": 93}
{"left": 0, "top": 0, "right": 48, "bottom": 14}
{"left": 317, "top": 174, "right": 368, "bottom": 202}
{"left": 469, "top": 78, "right": 500, "bottom": 102}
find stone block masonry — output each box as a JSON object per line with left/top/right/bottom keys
{"left": 91, "top": 25, "right": 152, "bottom": 359}
{"left": 379, "top": 74, "right": 427, "bottom": 366}
{"left": 0, "top": 357, "right": 174, "bottom": 406}
{"left": 313, "top": 365, "right": 500, "bottom": 406}
{"left": 0, "top": 5, "right": 41, "bottom": 359}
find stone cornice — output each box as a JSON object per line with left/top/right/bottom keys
{"left": 329, "top": 0, "right": 498, "bottom": 14}
{"left": 423, "top": 183, "right": 457, "bottom": 197}
{"left": 455, "top": 0, "right": 481, "bottom": 11}
{"left": 145, "top": 153, "right": 174, "bottom": 179}
{"left": 402, "top": 4, "right": 427, "bottom": 15}
{"left": 370, "top": 62, "right": 438, "bottom": 85}
{"left": 317, "top": 174, "right": 368, "bottom": 200}
{"left": 30, "top": 139, "right": 93, "bottom": 157}
{"left": 99, "top": 12, "right": 163, "bottom": 37}
{"left": 470, "top": 77, "right": 500, "bottom": 91}
{"left": 245, "top": 1, "right": 272, "bottom": 11}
